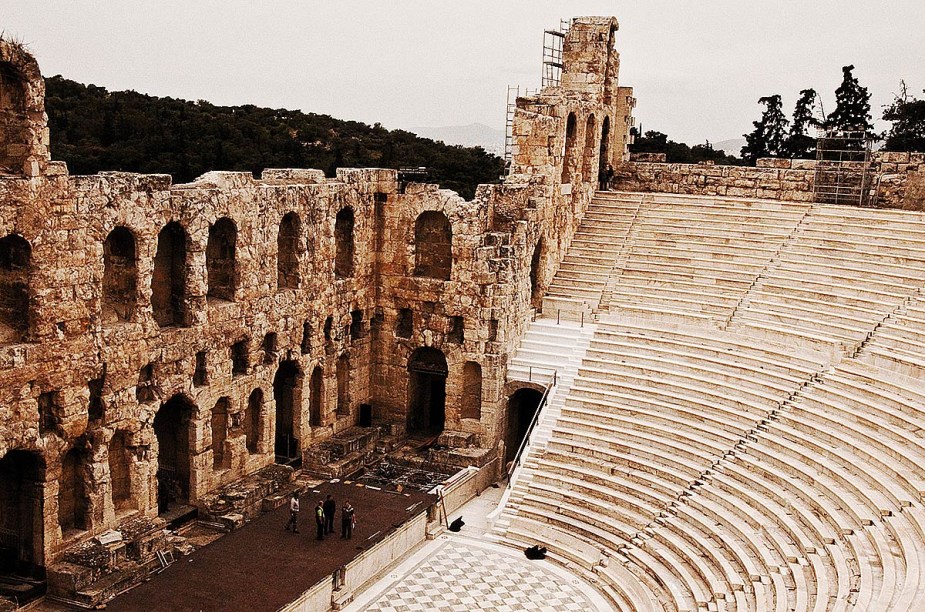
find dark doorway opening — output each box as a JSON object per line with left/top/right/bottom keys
{"left": 310, "top": 365, "right": 323, "bottom": 428}
{"left": 529, "top": 239, "right": 545, "bottom": 309}
{"left": 245, "top": 388, "right": 263, "bottom": 454}
{"left": 0, "top": 450, "right": 45, "bottom": 579}
{"left": 58, "top": 444, "right": 90, "bottom": 535}
{"left": 151, "top": 222, "right": 188, "bottom": 328}
{"left": 505, "top": 388, "right": 544, "bottom": 463}
{"left": 102, "top": 227, "right": 137, "bottom": 324}
{"left": 154, "top": 395, "right": 194, "bottom": 514}
{"left": 407, "top": 347, "right": 448, "bottom": 436}
{"left": 274, "top": 360, "right": 302, "bottom": 465}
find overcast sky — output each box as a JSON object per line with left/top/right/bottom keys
{"left": 4, "top": 1, "right": 923, "bottom": 147}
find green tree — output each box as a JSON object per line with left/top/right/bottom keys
{"left": 630, "top": 130, "right": 742, "bottom": 165}
{"left": 781, "top": 88, "right": 819, "bottom": 159}
{"left": 826, "top": 65, "right": 872, "bottom": 132}
{"left": 882, "top": 81, "right": 925, "bottom": 152}
{"left": 741, "top": 95, "right": 788, "bottom": 164}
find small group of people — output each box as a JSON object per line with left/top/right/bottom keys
{"left": 284, "top": 491, "right": 356, "bottom": 540}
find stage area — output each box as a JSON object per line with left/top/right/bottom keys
{"left": 105, "top": 481, "right": 436, "bottom": 612}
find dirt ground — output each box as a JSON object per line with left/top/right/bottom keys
{"left": 103, "top": 481, "right": 435, "bottom": 612}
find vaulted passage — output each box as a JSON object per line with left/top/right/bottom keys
{"left": 206, "top": 217, "right": 237, "bottom": 301}
{"left": 0, "top": 450, "right": 45, "bottom": 577}
{"left": 58, "top": 444, "right": 90, "bottom": 534}
{"left": 505, "top": 388, "right": 543, "bottom": 463}
{"left": 273, "top": 361, "right": 302, "bottom": 464}
{"left": 108, "top": 431, "right": 135, "bottom": 515}
{"left": 334, "top": 207, "right": 355, "bottom": 278}
{"left": 310, "top": 365, "right": 323, "bottom": 428}
{"left": 277, "top": 212, "right": 302, "bottom": 290}
{"left": 0, "top": 233, "right": 30, "bottom": 343}
{"left": 245, "top": 388, "right": 263, "bottom": 454}
{"left": 151, "top": 222, "right": 188, "bottom": 328}
{"left": 414, "top": 211, "right": 452, "bottom": 280}
{"left": 561, "top": 112, "right": 578, "bottom": 184}
{"left": 581, "top": 114, "right": 597, "bottom": 183}
{"left": 211, "top": 397, "right": 230, "bottom": 470}
{"left": 407, "top": 347, "right": 447, "bottom": 436}
{"left": 154, "top": 395, "right": 194, "bottom": 513}
{"left": 102, "top": 227, "right": 137, "bottom": 324}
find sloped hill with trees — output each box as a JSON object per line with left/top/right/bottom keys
{"left": 44, "top": 76, "right": 503, "bottom": 199}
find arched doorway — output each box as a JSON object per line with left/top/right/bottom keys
{"left": 413, "top": 211, "right": 452, "bottom": 280}
{"left": 0, "top": 450, "right": 45, "bottom": 577}
{"left": 245, "top": 388, "right": 263, "bottom": 454}
{"left": 407, "top": 347, "right": 448, "bottom": 436}
{"left": 505, "top": 388, "right": 544, "bottom": 463}
{"left": 529, "top": 239, "right": 545, "bottom": 309}
{"left": 334, "top": 207, "right": 355, "bottom": 278}
{"left": 273, "top": 360, "right": 302, "bottom": 464}
{"left": 108, "top": 431, "right": 135, "bottom": 515}
{"left": 151, "top": 222, "right": 188, "bottom": 328}
{"left": 277, "top": 212, "right": 302, "bottom": 290}
{"left": 581, "top": 114, "right": 597, "bottom": 183}
{"left": 561, "top": 112, "right": 578, "bottom": 184}
{"left": 0, "top": 233, "right": 30, "bottom": 343}
{"left": 206, "top": 217, "right": 237, "bottom": 302}
{"left": 211, "top": 397, "right": 230, "bottom": 471}
{"left": 58, "top": 444, "right": 90, "bottom": 535}
{"left": 154, "top": 395, "right": 194, "bottom": 514}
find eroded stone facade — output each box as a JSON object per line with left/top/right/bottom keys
{"left": 0, "top": 16, "right": 632, "bottom": 577}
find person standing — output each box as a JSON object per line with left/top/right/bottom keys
{"left": 315, "top": 500, "right": 326, "bottom": 540}
{"left": 323, "top": 495, "right": 336, "bottom": 535}
{"left": 284, "top": 491, "right": 300, "bottom": 533}
{"left": 341, "top": 501, "right": 356, "bottom": 540}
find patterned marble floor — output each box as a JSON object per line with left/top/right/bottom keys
{"left": 348, "top": 534, "right": 606, "bottom": 612}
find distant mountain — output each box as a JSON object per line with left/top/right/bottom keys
{"left": 712, "top": 138, "right": 747, "bottom": 157}
{"left": 410, "top": 123, "right": 506, "bottom": 156}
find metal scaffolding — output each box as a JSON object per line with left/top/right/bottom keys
{"left": 541, "top": 19, "right": 569, "bottom": 88}
{"left": 812, "top": 128, "right": 875, "bottom": 207}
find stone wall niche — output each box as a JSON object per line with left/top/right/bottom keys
{"left": 334, "top": 207, "right": 355, "bottom": 278}
{"left": 0, "top": 233, "right": 30, "bottom": 343}
{"left": 413, "top": 211, "right": 453, "bottom": 280}
{"left": 102, "top": 227, "right": 138, "bottom": 325}
{"left": 151, "top": 222, "right": 189, "bottom": 328}
{"left": 277, "top": 212, "right": 302, "bottom": 290}
{"left": 206, "top": 217, "right": 237, "bottom": 302}
{"left": 561, "top": 112, "right": 578, "bottom": 184}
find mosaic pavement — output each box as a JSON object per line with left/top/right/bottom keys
{"left": 363, "top": 538, "right": 599, "bottom": 612}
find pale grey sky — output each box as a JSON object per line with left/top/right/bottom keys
{"left": 3, "top": 1, "right": 923, "bottom": 146}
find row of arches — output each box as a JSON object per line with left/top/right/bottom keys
{"left": 2, "top": 206, "right": 457, "bottom": 339}
{"left": 561, "top": 112, "right": 611, "bottom": 185}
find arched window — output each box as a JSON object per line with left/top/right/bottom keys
{"left": 461, "top": 362, "right": 482, "bottom": 420}
{"left": 59, "top": 444, "right": 90, "bottom": 533}
{"left": 581, "top": 114, "right": 597, "bottom": 183}
{"left": 334, "top": 208, "right": 355, "bottom": 278}
{"left": 561, "top": 112, "right": 578, "bottom": 184}
{"left": 245, "top": 388, "right": 263, "bottom": 454}
{"left": 151, "top": 222, "right": 188, "bottom": 328}
{"left": 310, "top": 366, "right": 324, "bottom": 427}
{"left": 413, "top": 211, "right": 452, "bottom": 280}
{"left": 277, "top": 212, "right": 302, "bottom": 290}
{"left": 598, "top": 116, "right": 611, "bottom": 179}
{"left": 102, "top": 227, "right": 137, "bottom": 324}
{"left": 0, "top": 62, "right": 29, "bottom": 174}
{"left": 108, "top": 431, "right": 135, "bottom": 514}
{"left": 211, "top": 397, "right": 230, "bottom": 470}
{"left": 529, "top": 239, "right": 545, "bottom": 309}
{"left": 206, "top": 217, "right": 237, "bottom": 301}
{"left": 0, "top": 233, "right": 30, "bottom": 342}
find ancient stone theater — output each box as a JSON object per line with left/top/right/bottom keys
{"left": 3, "top": 13, "right": 925, "bottom": 612}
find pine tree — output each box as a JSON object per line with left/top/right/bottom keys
{"left": 826, "top": 65, "right": 872, "bottom": 132}
{"left": 741, "top": 95, "right": 789, "bottom": 164}
{"left": 781, "top": 88, "right": 819, "bottom": 159}
{"left": 882, "top": 81, "right": 925, "bottom": 152}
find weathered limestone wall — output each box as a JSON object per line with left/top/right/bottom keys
{"left": 614, "top": 152, "right": 925, "bottom": 208}
{"left": 0, "top": 15, "right": 633, "bottom": 571}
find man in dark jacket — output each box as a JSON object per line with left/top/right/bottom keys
{"left": 323, "top": 494, "right": 336, "bottom": 534}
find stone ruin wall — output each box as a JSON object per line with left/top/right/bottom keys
{"left": 0, "top": 17, "right": 633, "bottom": 571}
{"left": 613, "top": 152, "right": 925, "bottom": 209}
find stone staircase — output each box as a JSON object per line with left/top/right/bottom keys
{"left": 488, "top": 317, "right": 596, "bottom": 538}
{"left": 542, "top": 192, "right": 643, "bottom": 322}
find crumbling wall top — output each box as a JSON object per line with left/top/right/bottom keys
{"left": 0, "top": 38, "right": 50, "bottom": 177}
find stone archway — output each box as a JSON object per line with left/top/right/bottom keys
{"left": 154, "top": 395, "right": 194, "bottom": 513}
{"left": 0, "top": 450, "right": 45, "bottom": 577}
{"left": 407, "top": 347, "right": 448, "bottom": 436}
{"left": 505, "top": 387, "right": 544, "bottom": 463}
